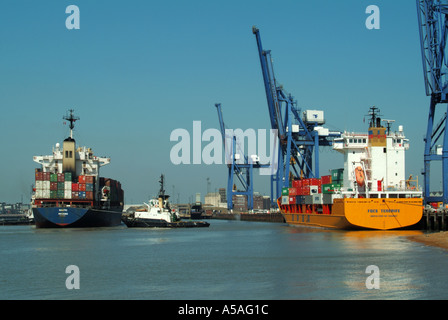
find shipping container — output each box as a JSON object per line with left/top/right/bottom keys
{"left": 85, "top": 175, "right": 94, "bottom": 184}
{"left": 64, "top": 190, "right": 72, "bottom": 199}
{"left": 288, "top": 196, "right": 296, "bottom": 204}
{"left": 64, "top": 181, "right": 72, "bottom": 190}
{"left": 42, "top": 189, "right": 50, "bottom": 199}
{"left": 71, "top": 191, "right": 79, "bottom": 199}
{"left": 291, "top": 180, "right": 301, "bottom": 188}
{"left": 50, "top": 190, "right": 57, "bottom": 199}
{"left": 321, "top": 175, "right": 332, "bottom": 185}
{"left": 79, "top": 184, "right": 86, "bottom": 191}
{"left": 43, "top": 172, "right": 51, "bottom": 181}
{"left": 312, "top": 194, "right": 323, "bottom": 205}
{"left": 64, "top": 172, "right": 72, "bottom": 181}
{"left": 57, "top": 190, "right": 65, "bottom": 199}
{"left": 322, "top": 183, "right": 341, "bottom": 194}
{"left": 309, "top": 178, "right": 321, "bottom": 186}
{"left": 310, "top": 186, "right": 319, "bottom": 194}
{"left": 331, "top": 169, "right": 344, "bottom": 183}
{"left": 36, "top": 189, "right": 43, "bottom": 199}
{"left": 57, "top": 173, "right": 64, "bottom": 182}
{"left": 282, "top": 187, "right": 289, "bottom": 196}
{"left": 79, "top": 191, "right": 86, "bottom": 199}
{"left": 57, "top": 182, "right": 64, "bottom": 190}
{"left": 50, "top": 182, "right": 58, "bottom": 191}
{"left": 43, "top": 181, "right": 50, "bottom": 190}
{"left": 36, "top": 180, "right": 43, "bottom": 190}
{"left": 289, "top": 187, "right": 298, "bottom": 196}
{"left": 85, "top": 183, "right": 94, "bottom": 192}
{"left": 50, "top": 174, "right": 58, "bottom": 182}
{"left": 281, "top": 196, "right": 289, "bottom": 205}
{"left": 296, "top": 195, "right": 305, "bottom": 204}
{"left": 86, "top": 191, "right": 93, "bottom": 200}
{"left": 301, "top": 186, "right": 310, "bottom": 195}
{"left": 72, "top": 183, "right": 79, "bottom": 191}
{"left": 78, "top": 175, "right": 86, "bottom": 184}
{"left": 35, "top": 172, "right": 43, "bottom": 181}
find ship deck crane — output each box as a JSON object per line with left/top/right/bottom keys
{"left": 417, "top": 0, "right": 448, "bottom": 205}
{"left": 215, "top": 103, "right": 270, "bottom": 211}
{"left": 252, "top": 26, "right": 341, "bottom": 206}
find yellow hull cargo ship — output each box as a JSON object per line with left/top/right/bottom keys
{"left": 278, "top": 107, "right": 423, "bottom": 230}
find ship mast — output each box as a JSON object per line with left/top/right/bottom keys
{"left": 367, "top": 106, "right": 382, "bottom": 128}
{"left": 63, "top": 109, "right": 80, "bottom": 139}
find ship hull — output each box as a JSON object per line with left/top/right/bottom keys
{"left": 33, "top": 207, "right": 123, "bottom": 228}
{"left": 280, "top": 198, "right": 423, "bottom": 230}
{"left": 122, "top": 216, "right": 210, "bottom": 228}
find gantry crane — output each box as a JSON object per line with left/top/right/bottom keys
{"left": 215, "top": 103, "right": 270, "bottom": 210}
{"left": 417, "top": 0, "right": 448, "bottom": 206}
{"left": 252, "top": 27, "right": 340, "bottom": 206}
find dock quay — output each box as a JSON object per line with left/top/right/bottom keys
{"left": 423, "top": 207, "right": 448, "bottom": 231}
{"left": 211, "top": 212, "right": 285, "bottom": 223}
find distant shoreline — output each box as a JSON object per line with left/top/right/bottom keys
{"left": 408, "top": 231, "right": 448, "bottom": 251}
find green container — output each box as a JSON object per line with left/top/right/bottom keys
{"left": 64, "top": 172, "right": 72, "bottom": 181}
{"left": 322, "top": 183, "right": 342, "bottom": 194}
{"left": 50, "top": 173, "right": 58, "bottom": 182}
{"left": 331, "top": 168, "right": 344, "bottom": 183}
{"left": 57, "top": 190, "right": 65, "bottom": 199}
{"left": 282, "top": 187, "right": 289, "bottom": 196}
{"left": 50, "top": 190, "right": 57, "bottom": 199}
{"left": 57, "top": 182, "right": 64, "bottom": 190}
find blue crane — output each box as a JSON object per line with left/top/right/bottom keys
{"left": 417, "top": 0, "right": 448, "bottom": 205}
{"left": 252, "top": 26, "right": 340, "bottom": 206}
{"left": 215, "top": 103, "right": 270, "bottom": 211}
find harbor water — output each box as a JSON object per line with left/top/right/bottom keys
{"left": 1, "top": 219, "right": 448, "bottom": 300}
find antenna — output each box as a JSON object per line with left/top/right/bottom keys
{"left": 381, "top": 119, "right": 395, "bottom": 135}
{"left": 63, "top": 109, "right": 80, "bottom": 139}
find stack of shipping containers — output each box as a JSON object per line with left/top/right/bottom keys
{"left": 281, "top": 168, "right": 344, "bottom": 205}
{"left": 35, "top": 169, "right": 96, "bottom": 201}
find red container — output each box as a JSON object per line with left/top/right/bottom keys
{"left": 292, "top": 180, "right": 301, "bottom": 188}
{"left": 302, "top": 186, "right": 310, "bottom": 195}
{"left": 85, "top": 176, "right": 94, "bottom": 184}
{"left": 43, "top": 172, "right": 51, "bottom": 181}
{"left": 321, "top": 175, "right": 332, "bottom": 185}
{"left": 57, "top": 173, "right": 64, "bottom": 182}
{"left": 71, "top": 191, "right": 79, "bottom": 199}
{"left": 72, "top": 183, "right": 79, "bottom": 191}
{"left": 86, "top": 191, "right": 93, "bottom": 200}
{"left": 79, "top": 183, "right": 86, "bottom": 191}
{"left": 309, "top": 178, "right": 321, "bottom": 186}
{"left": 289, "top": 187, "right": 298, "bottom": 196}
{"left": 35, "top": 172, "right": 43, "bottom": 181}
{"left": 50, "top": 182, "right": 58, "bottom": 191}
{"left": 78, "top": 175, "right": 86, "bottom": 184}
{"left": 302, "top": 179, "right": 310, "bottom": 186}
{"left": 288, "top": 196, "right": 296, "bottom": 204}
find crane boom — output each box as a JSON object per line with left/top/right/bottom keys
{"left": 417, "top": 0, "right": 448, "bottom": 205}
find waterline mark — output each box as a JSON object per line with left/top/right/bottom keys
{"left": 170, "top": 121, "right": 278, "bottom": 175}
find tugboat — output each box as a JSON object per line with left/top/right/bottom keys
{"left": 122, "top": 175, "right": 210, "bottom": 228}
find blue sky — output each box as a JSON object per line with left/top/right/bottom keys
{"left": 0, "top": 0, "right": 432, "bottom": 204}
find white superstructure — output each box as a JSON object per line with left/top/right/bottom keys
{"left": 332, "top": 107, "right": 421, "bottom": 198}
{"left": 32, "top": 143, "right": 110, "bottom": 176}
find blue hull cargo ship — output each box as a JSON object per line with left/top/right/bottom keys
{"left": 31, "top": 110, "right": 124, "bottom": 228}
